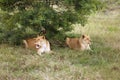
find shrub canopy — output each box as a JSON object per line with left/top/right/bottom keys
{"left": 0, "top": 0, "right": 103, "bottom": 45}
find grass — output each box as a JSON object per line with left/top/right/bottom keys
{"left": 0, "top": 7, "right": 120, "bottom": 80}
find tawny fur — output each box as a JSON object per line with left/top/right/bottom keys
{"left": 66, "top": 35, "right": 91, "bottom": 50}
{"left": 23, "top": 38, "right": 37, "bottom": 50}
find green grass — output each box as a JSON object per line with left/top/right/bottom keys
{"left": 0, "top": 7, "right": 120, "bottom": 80}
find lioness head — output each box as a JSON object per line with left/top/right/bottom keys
{"left": 81, "top": 34, "right": 91, "bottom": 45}
{"left": 34, "top": 36, "right": 46, "bottom": 49}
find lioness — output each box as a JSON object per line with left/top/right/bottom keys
{"left": 34, "top": 36, "right": 51, "bottom": 55}
{"left": 23, "top": 35, "right": 51, "bottom": 55}
{"left": 66, "top": 34, "right": 91, "bottom": 50}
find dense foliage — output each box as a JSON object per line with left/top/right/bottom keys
{"left": 0, "top": 0, "right": 103, "bottom": 45}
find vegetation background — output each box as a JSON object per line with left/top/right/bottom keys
{"left": 0, "top": 0, "right": 120, "bottom": 80}
{"left": 0, "top": 0, "right": 102, "bottom": 45}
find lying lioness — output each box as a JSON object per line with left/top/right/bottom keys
{"left": 23, "top": 35, "right": 51, "bottom": 55}
{"left": 66, "top": 34, "right": 91, "bottom": 50}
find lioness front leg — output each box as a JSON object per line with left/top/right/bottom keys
{"left": 37, "top": 48, "right": 44, "bottom": 56}
{"left": 37, "top": 51, "right": 42, "bottom": 56}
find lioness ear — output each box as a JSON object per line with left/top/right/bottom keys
{"left": 82, "top": 35, "right": 85, "bottom": 39}
{"left": 42, "top": 36, "right": 45, "bottom": 39}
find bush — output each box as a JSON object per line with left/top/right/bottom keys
{"left": 0, "top": 0, "right": 103, "bottom": 45}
